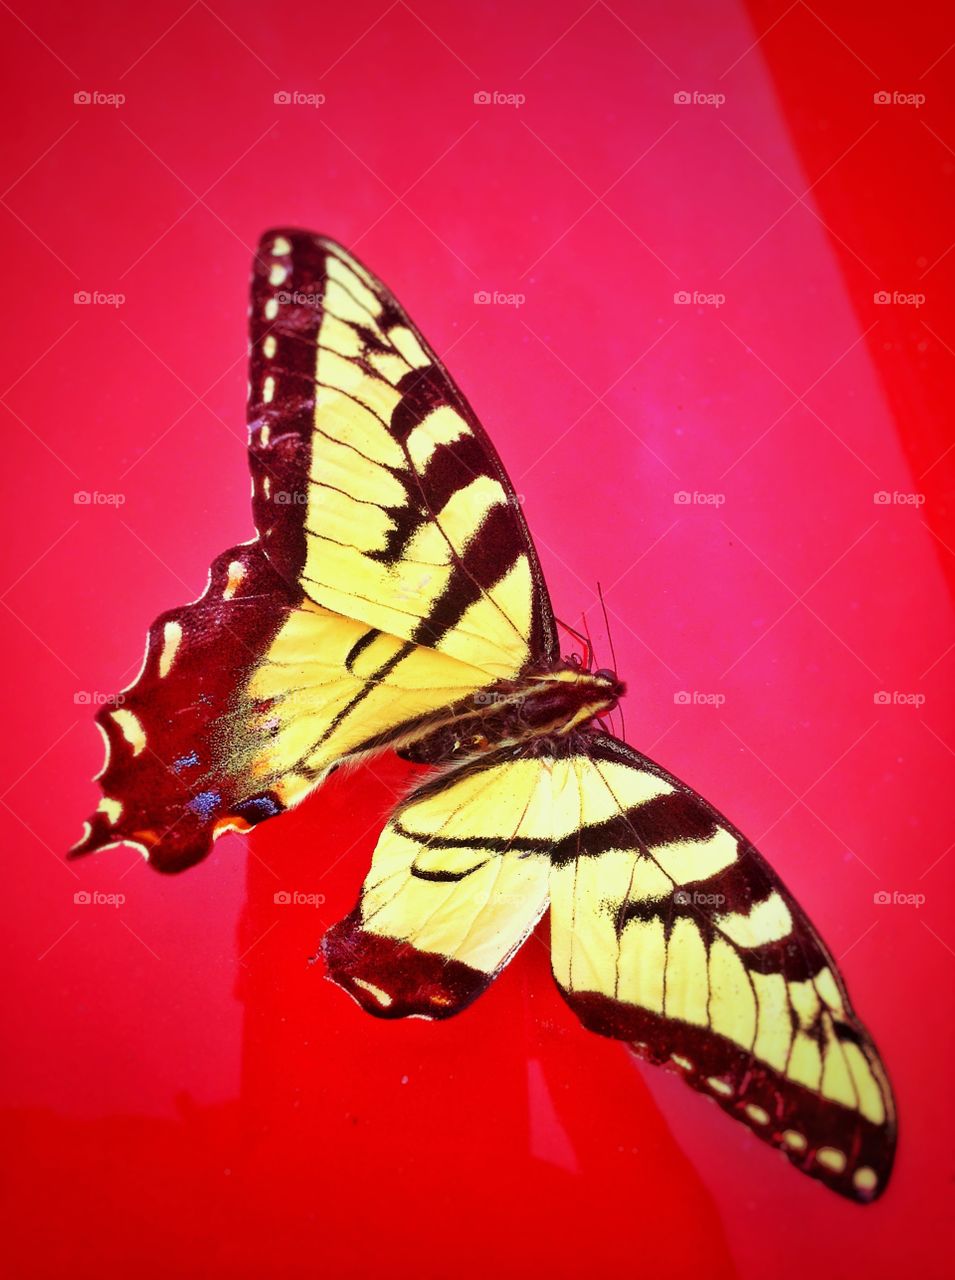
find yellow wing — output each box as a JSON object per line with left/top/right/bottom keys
{"left": 547, "top": 733, "right": 896, "bottom": 1203}
{"left": 76, "top": 230, "right": 558, "bottom": 870}
{"left": 322, "top": 752, "right": 568, "bottom": 1017}
{"left": 248, "top": 229, "right": 556, "bottom": 681}
{"left": 322, "top": 733, "right": 896, "bottom": 1203}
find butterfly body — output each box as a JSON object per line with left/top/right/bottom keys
{"left": 400, "top": 664, "right": 624, "bottom": 765}
{"left": 76, "top": 229, "right": 896, "bottom": 1203}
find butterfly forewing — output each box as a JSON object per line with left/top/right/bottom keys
{"left": 249, "top": 230, "right": 556, "bottom": 680}
{"left": 76, "top": 230, "right": 554, "bottom": 869}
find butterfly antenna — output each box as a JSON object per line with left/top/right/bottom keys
{"left": 581, "top": 610, "right": 595, "bottom": 672}
{"left": 597, "top": 582, "right": 627, "bottom": 742}
{"left": 597, "top": 582, "right": 618, "bottom": 675}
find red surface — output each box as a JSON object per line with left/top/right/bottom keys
{"left": 2, "top": 2, "right": 953, "bottom": 1276}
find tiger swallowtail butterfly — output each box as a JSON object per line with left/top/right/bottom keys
{"left": 75, "top": 229, "right": 895, "bottom": 1203}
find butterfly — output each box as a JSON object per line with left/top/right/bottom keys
{"left": 75, "top": 229, "right": 896, "bottom": 1203}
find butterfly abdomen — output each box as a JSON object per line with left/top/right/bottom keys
{"left": 403, "top": 667, "right": 624, "bottom": 766}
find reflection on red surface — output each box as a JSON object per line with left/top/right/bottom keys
{"left": 2, "top": 1, "right": 954, "bottom": 1277}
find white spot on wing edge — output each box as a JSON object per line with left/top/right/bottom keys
{"left": 97, "top": 796, "right": 123, "bottom": 823}
{"left": 706, "top": 1076, "right": 733, "bottom": 1097}
{"left": 853, "top": 1166, "right": 877, "bottom": 1193}
{"left": 223, "top": 560, "right": 246, "bottom": 600}
{"left": 744, "top": 1103, "right": 770, "bottom": 1126}
{"left": 158, "top": 620, "right": 182, "bottom": 678}
{"left": 816, "top": 1146, "right": 847, "bottom": 1174}
{"left": 111, "top": 709, "right": 146, "bottom": 757}
{"left": 352, "top": 977, "right": 393, "bottom": 1007}
{"left": 271, "top": 235, "right": 292, "bottom": 256}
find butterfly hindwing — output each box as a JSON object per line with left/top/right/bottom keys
{"left": 74, "top": 542, "right": 296, "bottom": 871}
{"left": 73, "top": 540, "right": 502, "bottom": 870}
{"left": 322, "top": 749, "right": 578, "bottom": 1017}
{"left": 249, "top": 229, "right": 556, "bottom": 680}
{"left": 322, "top": 733, "right": 895, "bottom": 1203}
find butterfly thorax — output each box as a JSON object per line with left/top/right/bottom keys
{"left": 402, "top": 665, "right": 625, "bottom": 766}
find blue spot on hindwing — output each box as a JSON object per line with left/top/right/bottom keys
{"left": 189, "top": 790, "right": 221, "bottom": 819}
